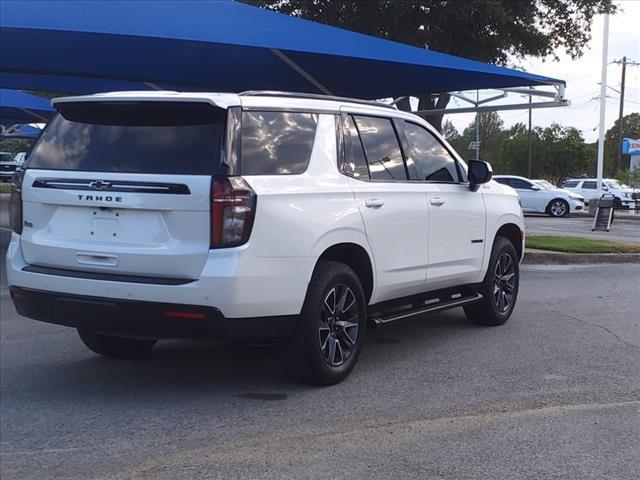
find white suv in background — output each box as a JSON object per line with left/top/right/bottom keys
{"left": 0, "top": 151, "right": 18, "bottom": 182}
{"left": 7, "top": 91, "right": 524, "bottom": 385}
{"left": 494, "top": 175, "right": 584, "bottom": 217}
{"left": 562, "top": 178, "right": 639, "bottom": 208}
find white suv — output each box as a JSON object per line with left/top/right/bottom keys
{"left": 562, "top": 178, "right": 639, "bottom": 209}
{"left": 7, "top": 91, "right": 524, "bottom": 385}
{"left": 0, "top": 152, "right": 18, "bottom": 182}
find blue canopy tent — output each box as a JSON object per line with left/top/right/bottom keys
{"left": 0, "top": 88, "right": 54, "bottom": 126}
{"left": 1, "top": 0, "right": 566, "bottom": 111}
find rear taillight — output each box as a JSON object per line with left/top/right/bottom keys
{"left": 9, "top": 169, "right": 24, "bottom": 234}
{"left": 210, "top": 177, "right": 256, "bottom": 248}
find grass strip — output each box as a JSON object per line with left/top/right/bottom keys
{"left": 526, "top": 235, "right": 640, "bottom": 254}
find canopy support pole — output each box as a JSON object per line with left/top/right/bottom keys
{"left": 270, "top": 48, "right": 333, "bottom": 95}
{"left": 144, "top": 82, "right": 163, "bottom": 91}
{"left": 19, "top": 107, "right": 48, "bottom": 122}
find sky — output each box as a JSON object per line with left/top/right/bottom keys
{"left": 444, "top": 0, "right": 640, "bottom": 144}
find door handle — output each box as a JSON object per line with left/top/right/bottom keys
{"left": 430, "top": 197, "right": 446, "bottom": 207}
{"left": 365, "top": 199, "right": 385, "bottom": 209}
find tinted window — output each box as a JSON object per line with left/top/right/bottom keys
{"left": 403, "top": 122, "right": 459, "bottom": 182}
{"left": 341, "top": 115, "right": 369, "bottom": 179}
{"left": 563, "top": 180, "right": 579, "bottom": 188}
{"left": 28, "top": 102, "right": 226, "bottom": 175}
{"left": 494, "top": 178, "right": 513, "bottom": 186}
{"left": 510, "top": 178, "right": 534, "bottom": 190}
{"left": 241, "top": 111, "right": 317, "bottom": 175}
{"left": 582, "top": 181, "right": 597, "bottom": 189}
{"left": 1, "top": 153, "right": 14, "bottom": 162}
{"left": 353, "top": 115, "right": 407, "bottom": 181}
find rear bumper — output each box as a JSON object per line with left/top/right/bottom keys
{"left": 10, "top": 286, "right": 296, "bottom": 340}
{"left": 6, "top": 233, "right": 314, "bottom": 318}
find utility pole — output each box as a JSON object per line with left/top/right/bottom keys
{"left": 615, "top": 56, "right": 626, "bottom": 173}
{"left": 612, "top": 57, "right": 640, "bottom": 173}
{"left": 596, "top": 14, "right": 609, "bottom": 199}
{"left": 527, "top": 93, "right": 532, "bottom": 178}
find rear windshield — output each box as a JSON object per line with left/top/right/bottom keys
{"left": 27, "top": 102, "right": 227, "bottom": 175}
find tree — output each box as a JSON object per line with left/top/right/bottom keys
{"left": 500, "top": 123, "right": 591, "bottom": 181}
{"left": 458, "top": 112, "right": 505, "bottom": 167}
{"left": 244, "top": 0, "right": 616, "bottom": 130}
{"left": 441, "top": 119, "right": 459, "bottom": 142}
{"left": 604, "top": 112, "right": 640, "bottom": 175}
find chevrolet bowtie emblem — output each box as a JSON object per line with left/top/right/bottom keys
{"left": 88, "top": 181, "right": 112, "bottom": 190}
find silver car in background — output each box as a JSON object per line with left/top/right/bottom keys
{"left": 494, "top": 175, "right": 584, "bottom": 217}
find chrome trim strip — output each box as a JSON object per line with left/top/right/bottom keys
{"left": 32, "top": 178, "right": 190, "bottom": 194}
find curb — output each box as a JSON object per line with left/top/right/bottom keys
{"left": 523, "top": 249, "right": 640, "bottom": 265}
{"left": 571, "top": 211, "right": 640, "bottom": 222}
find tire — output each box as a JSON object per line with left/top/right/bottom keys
{"left": 547, "top": 198, "right": 569, "bottom": 217}
{"left": 77, "top": 329, "right": 157, "bottom": 358}
{"left": 464, "top": 236, "right": 519, "bottom": 326}
{"left": 286, "top": 260, "right": 367, "bottom": 385}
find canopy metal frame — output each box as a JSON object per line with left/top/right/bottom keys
{"left": 405, "top": 82, "right": 569, "bottom": 116}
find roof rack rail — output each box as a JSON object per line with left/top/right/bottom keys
{"left": 238, "top": 90, "right": 397, "bottom": 110}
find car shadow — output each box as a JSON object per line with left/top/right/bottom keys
{"left": 7, "top": 308, "right": 483, "bottom": 404}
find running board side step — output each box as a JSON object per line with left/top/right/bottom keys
{"left": 368, "top": 293, "right": 483, "bottom": 326}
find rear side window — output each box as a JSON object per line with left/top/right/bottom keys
{"left": 402, "top": 121, "right": 459, "bottom": 182}
{"left": 563, "top": 180, "right": 579, "bottom": 188}
{"left": 494, "top": 178, "right": 512, "bottom": 186}
{"left": 510, "top": 178, "right": 534, "bottom": 190}
{"left": 28, "top": 102, "right": 227, "bottom": 175}
{"left": 353, "top": 115, "right": 407, "bottom": 181}
{"left": 341, "top": 114, "right": 370, "bottom": 179}
{"left": 582, "top": 181, "right": 597, "bottom": 189}
{"left": 240, "top": 111, "right": 317, "bottom": 175}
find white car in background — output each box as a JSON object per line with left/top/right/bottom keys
{"left": 533, "top": 179, "right": 586, "bottom": 209}
{"left": 561, "top": 178, "right": 639, "bottom": 209}
{"left": 14, "top": 152, "right": 27, "bottom": 166}
{"left": 494, "top": 175, "right": 584, "bottom": 217}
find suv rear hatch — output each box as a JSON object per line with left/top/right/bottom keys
{"left": 20, "top": 100, "right": 229, "bottom": 280}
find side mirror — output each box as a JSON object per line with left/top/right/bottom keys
{"left": 531, "top": 185, "right": 541, "bottom": 191}
{"left": 468, "top": 160, "right": 492, "bottom": 191}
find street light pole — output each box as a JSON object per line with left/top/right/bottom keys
{"left": 596, "top": 14, "right": 609, "bottom": 199}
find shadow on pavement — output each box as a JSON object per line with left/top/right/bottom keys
{"left": 4, "top": 309, "right": 475, "bottom": 401}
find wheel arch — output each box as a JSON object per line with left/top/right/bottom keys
{"left": 495, "top": 223, "right": 524, "bottom": 261}
{"left": 315, "top": 243, "right": 374, "bottom": 303}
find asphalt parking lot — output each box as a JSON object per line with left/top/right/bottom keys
{"left": 1, "top": 253, "right": 639, "bottom": 479}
